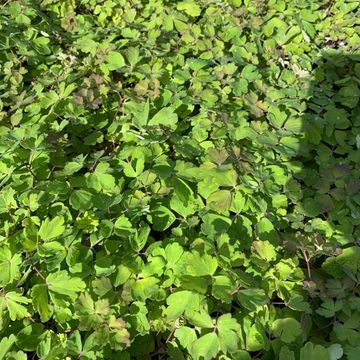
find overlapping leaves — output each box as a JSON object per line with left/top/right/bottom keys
{"left": 0, "top": 0, "right": 359, "bottom": 359}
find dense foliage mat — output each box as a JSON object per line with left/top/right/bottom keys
{"left": 0, "top": 0, "right": 360, "bottom": 359}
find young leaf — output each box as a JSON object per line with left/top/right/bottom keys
{"left": 0, "top": 246, "right": 21, "bottom": 287}
{"left": 38, "top": 216, "right": 65, "bottom": 242}
{"left": 0, "top": 335, "right": 16, "bottom": 359}
{"left": 0, "top": 291, "right": 30, "bottom": 321}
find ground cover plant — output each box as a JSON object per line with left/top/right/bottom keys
{"left": 0, "top": 0, "right": 360, "bottom": 359}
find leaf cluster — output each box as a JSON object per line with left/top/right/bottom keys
{"left": 0, "top": 0, "right": 359, "bottom": 359}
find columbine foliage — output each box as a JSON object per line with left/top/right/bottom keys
{"left": 0, "top": 0, "right": 359, "bottom": 359}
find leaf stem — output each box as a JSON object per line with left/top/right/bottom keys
{"left": 33, "top": 266, "right": 46, "bottom": 281}
{"left": 301, "top": 248, "right": 312, "bottom": 280}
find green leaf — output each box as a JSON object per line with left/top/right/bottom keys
{"left": 237, "top": 289, "right": 268, "bottom": 311}
{"left": 126, "top": 47, "right": 141, "bottom": 67}
{"left": 174, "top": 327, "right": 197, "bottom": 351}
{"left": 217, "top": 314, "right": 241, "bottom": 353}
{"left": 212, "top": 275, "right": 234, "bottom": 303}
{"left": 0, "top": 246, "right": 21, "bottom": 287}
{"left": 207, "top": 190, "right": 232, "bottom": 213}
{"left": 272, "top": 194, "right": 288, "bottom": 209}
{"left": 316, "top": 299, "right": 342, "bottom": 318}
{"left": 132, "top": 277, "right": 159, "bottom": 301}
{"left": 39, "top": 91, "right": 58, "bottom": 108}
{"left": 130, "top": 223, "right": 150, "bottom": 252}
{"left": 0, "top": 335, "right": 16, "bottom": 360}
{"left": 1, "top": 3, "right": 358, "bottom": 359}
{"left": 272, "top": 318, "right": 302, "bottom": 343}
{"left": 165, "top": 290, "right": 198, "bottom": 320}
{"left": 327, "top": 344, "right": 343, "bottom": 360}
{"left": 148, "top": 107, "right": 178, "bottom": 128}
{"left": 201, "top": 213, "right": 232, "bottom": 239}
{"left": 165, "top": 243, "right": 184, "bottom": 269}
{"left": 75, "top": 37, "right": 98, "bottom": 54}
{"left": 16, "top": 323, "right": 44, "bottom": 352}
{"left": 284, "top": 117, "right": 304, "bottom": 133}
{"left": 300, "top": 342, "right": 330, "bottom": 360}
{"left": 0, "top": 187, "right": 17, "bottom": 214}
{"left": 186, "top": 308, "right": 214, "bottom": 328}
{"left": 47, "top": 271, "right": 85, "bottom": 301}
{"left": 119, "top": 151, "right": 145, "bottom": 178}
{"left": 256, "top": 218, "right": 274, "bottom": 236}
{"left": 0, "top": 291, "right": 30, "bottom": 321}
{"left": 322, "top": 247, "right": 360, "bottom": 277}
{"left": 114, "top": 265, "right": 131, "bottom": 287}
{"left": 69, "top": 190, "right": 94, "bottom": 210}
{"left": 279, "top": 346, "right": 296, "bottom": 360}
{"left": 241, "top": 65, "right": 261, "bottom": 81}
{"left": 38, "top": 216, "right": 65, "bottom": 241}
{"left": 105, "top": 51, "right": 125, "bottom": 70}
{"left": 233, "top": 79, "right": 248, "bottom": 96}
{"left": 32, "top": 284, "right": 52, "bottom": 322}
{"left": 252, "top": 241, "right": 277, "bottom": 262}
{"left": 173, "top": 177, "right": 193, "bottom": 205}
{"left": 279, "top": 136, "right": 300, "bottom": 157}
{"left": 149, "top": 205, "right": 176, "bottom": 231}
{"left": 246, "top": 323, "right": 267, "bottom": 352}
{"left": 170, "top": 193, "right": 198, "bottom": 218}
{"left": 114, "top": 216, "right": 134, "bottom": 238}
{"left": 187, "top": 252, "right": 218, "bottom": 276}
{"left": 190, "top": 333, "right": 218, "bottom": 360}
{"left": 231, "top": 350, "right": 252, "bottom": 360}
{"left": 230, "top": 192, "right": 246, "bottom": 213}
{"left": 267, "top": 107, "right": 287, "bottom": 128}
{"left": 86, "top": 167, "right": 116, "bottom": 193}
{"left": 177, "top": 1, "right": 201, "bottom": 17}
{"left": 63, "top": 160, "right": 84, "bottom": 176}
{"left": 287, "top": 295, "right": 311, "bottom": 313}
{"left": 255, "top": 218, "right": 280, "bottom": 243}
{"left": 125, "top": 100, "right": 149, "bottom": 128}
